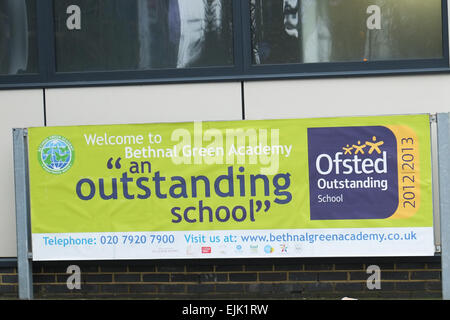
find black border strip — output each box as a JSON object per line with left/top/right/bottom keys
{"left": 0, "top": 254, "right": 441, "bottom": 267}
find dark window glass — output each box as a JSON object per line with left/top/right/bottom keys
{"left": 0, "top": 0, "right": 38, "bottom": 75}
{"left": 251, "top": 0, "right": 443, "bottom": 65}
{"left": 54, "top": 0, "right": 234, "bottom": 72}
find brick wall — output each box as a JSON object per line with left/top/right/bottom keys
{"left": 0, "top": 256, "right": 442, "bottom": 299}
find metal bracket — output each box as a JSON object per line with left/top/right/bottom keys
{"left": 430, "top": 114, "right": 437, "bottom": 123}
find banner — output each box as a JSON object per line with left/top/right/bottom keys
{"left": 28, "top": 114, "right": 434, "bottom": 260}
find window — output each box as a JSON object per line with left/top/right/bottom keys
{"left": 250, "top": 0, "right": 443, "bottom": 65}
{"left": 0, "top": 0, "right": 448, "bottom": 87}
{"left": 53, "top": 0, "right": 234, "bottom": 73}
{"left": 0, "top": 0, "right": 38, "bottom": 75}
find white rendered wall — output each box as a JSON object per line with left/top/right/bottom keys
{"left": 244, "top": 74, "right": 450, "bottom": 120}
{"left": 0, "top": 90, "right": 44, "bottom": 257}
{"left": 45, "top": 82, "right": 243, "bottom": 126}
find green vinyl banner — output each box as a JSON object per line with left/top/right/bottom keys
{"left": 28, "top": 114, "right": 434, "bottom": 260}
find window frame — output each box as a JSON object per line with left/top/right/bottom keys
{"left": 240, "top": 0, "right": 450, "bottom": 78}
{"left": 0, "top": 0, "right": 448, "bottom": 89}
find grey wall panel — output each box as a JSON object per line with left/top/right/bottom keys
{"left": 45, "top": 83, "right": 242, "bottom": 126}
{"left": 244, "top": 74, "right": 450, "bottom": 120}
{"left": 0, "top": 89, "right": 44, "bottom": 257}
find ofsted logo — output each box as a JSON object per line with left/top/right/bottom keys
{"left": 307, "top": 126, "right": 398, "bottom": 220}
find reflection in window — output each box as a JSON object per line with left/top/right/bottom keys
{"left": 251, "top": 0, "right": 443, "bottom": 65}
{"left": 54, "top": 0, "right": 234, "bottom": 72}
{"left": 0, "top": 0, "right": 38, "bottom": 75}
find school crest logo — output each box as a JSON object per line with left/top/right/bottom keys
{"left": 38, "top": 135, "right": 75, "bottom": 174}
